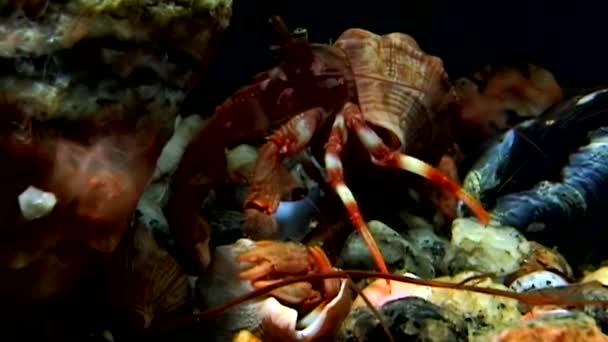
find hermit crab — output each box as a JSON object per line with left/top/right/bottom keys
{"left": 168, "top": 17, "right": 489, "bottom": 276}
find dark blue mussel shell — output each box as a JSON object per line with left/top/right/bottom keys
{"left": 459, "top": 89, "right": 608, "bottom": 260}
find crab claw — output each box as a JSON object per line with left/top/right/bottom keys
{"left": 260, "top": 278, "right": 354, "bottom": 341}
{"left": 198, "top": 239, "right": 351, "bottom": 341}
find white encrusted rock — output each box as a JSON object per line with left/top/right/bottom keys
{"left": 18, "top": 185, "right": 57, "bottom": 220}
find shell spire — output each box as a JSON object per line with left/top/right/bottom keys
{"left": 335, "top": 28, "right": 457, "bottom": 151}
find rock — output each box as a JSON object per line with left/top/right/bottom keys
{"left": 477, "top": 310, "right": 608, "bottom": 342}
{"left": 445, "top": 218, "right": 531, "bottom": 275}
{"left": 339, "top": 297, "right": 468, "bottom": 342}
{"left": 207, "top": 209, "right": 245, "bottom": 247}
{"left": 572, "top": 273, "right": 608, "bottom": 334}
{"left": 137, "top": 114, "right": 205, "bottom": 256}
{"left": 446, "top": 217, "right": 576, "bottom": 295}
{"left": 402, "top": 217, "right": 451, "bottom": 274}
{"left": 509, "top": 270, "right": 569, "bottom": 293}
{"left": 427, "top": 272, "right": 522, "bottom": 339}
{"left": 0, "top": 0, "right": 232, "bottom": 338}
{"left": 17, "top": 185, "right": 57, "bottom": 220}
{"left": 195, "top": 239, "right": 262, "bottom": 342}
{"left": 0, "top": 0, "right": 232, "bottom": 126}
{"left": 348, "top": 271, "right": 521, "bottom": 340}
{"left": 337, "top": 220, "right": 437, "bottom": 278}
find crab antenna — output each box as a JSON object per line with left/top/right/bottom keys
{"left": 151, "top": 270, "right": 608, "bottom": 336}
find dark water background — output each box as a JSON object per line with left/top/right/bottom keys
{"left": 186, "top": 0, "right": 608, "bottom": 114}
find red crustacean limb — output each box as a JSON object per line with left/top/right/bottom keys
{"left": 242, "top": 107, "right": 327, "bottom": 239}
{"left": 167, "top": 76, "right": 328, "bottom": 270}
{"left": 167, "top": 82, "right": 275, "bottom": 270}
{"left": 323, "top": 108, "right": 390, "bottom": 276}
{"left": 343, "top": 102, "right": 491, "bottom": 224}
{"left": 307, "top": 245, "right": 341, "bottom": 299}
{"left": 168, "top": 52, "right": 313, "bottom": 270}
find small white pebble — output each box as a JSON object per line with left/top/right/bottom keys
{"left": 509, "top": 270, "right": 568, "bottom": 293}
{"left": 18, "top": 186, "right": 57, "bottom": 220}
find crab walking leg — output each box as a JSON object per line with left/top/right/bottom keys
{"left": 243, "top": 107, "right": 326, "bottom": 239}
{"left": 324, "top": 111, "right": 390, "bottom": 275}
{"left": 308, "top": 246, "right": 340, "bottom": 299}
{"left": 343, "top": 103, "right": 491, "bottom": 224}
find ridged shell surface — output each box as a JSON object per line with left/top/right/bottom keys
{"left": 334, "top": 29, "right": 456, "bottom": 151}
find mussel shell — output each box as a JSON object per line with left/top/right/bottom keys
{"left": 460, "top": 89, "right": 608, "bottom": 263}
{"left": 486, "top": 126, "right": 608, "bottom": 257}
{"left": 492, "top": 126, "right": 608, "bottom": 227}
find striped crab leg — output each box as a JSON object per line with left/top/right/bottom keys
{"left": 342, "top": 102, "right": 491, "bottom": 224}
{"left": 243, "top": 103, "right": 390, "bottom": 276}
{"left": 324, "top": 109, "right": 390, "bottom": 275}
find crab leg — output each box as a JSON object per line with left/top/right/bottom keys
{"left": 342, "top": 102, "right": 490, "bottom": 224}
{"left": 324, "top": 109, "right": 390, "bottom": 275}
{"left": 243, "top": 107, "right": 326, "bottom": 239}
{"left": 307, "top": 245, "right": 340, "bottom": 299}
